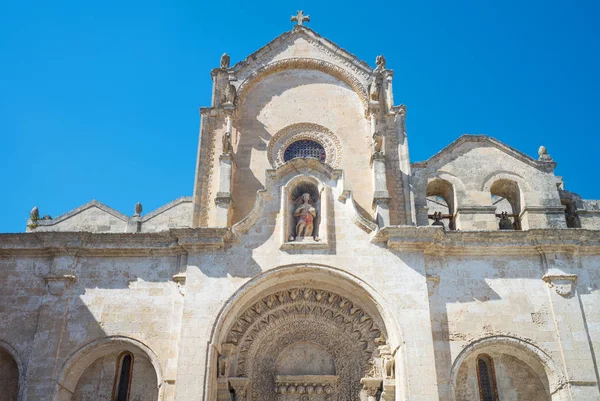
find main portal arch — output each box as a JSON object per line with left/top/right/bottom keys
{"left": 207, "top": 264, "right": 402, "bottom": 401}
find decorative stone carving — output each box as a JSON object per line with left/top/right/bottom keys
{"left": 360, "top": 377, "right": 382, "bottom": 401}
{"left": 44, "top": 275, "right": 76, "bottom": 296}
{"left": 538, "top": 145, "right": 553, "bottom": 161}
{"left": 268, "top": 123, "right": 341, "bottom": 169}
{"left": 224, "top": 83, "right": 236, "bottom": 105}
{"left": 375, "top": 55, "right": 386, "bottom": 72}
{"left": 224, "top": 287, "right": 386, "bottom": 401}
{"left": 372, "top": 132, "right": 383, "bottom": 156}
{"left": 229, "top": 377, "right": 250, "bottom": 401}
{"left": 133, "top": 202, "right": 143, "bottom": 217}
{"left": 369, "top": 76, "right": 380, "bottom": 102}
{"left": 294, "top": 193, "right": 317, "bottom": 239}
{"left": 172, "top": 273, "right": 186, "bottom": 295}
{"left": 218, "top": 344, "right": 235, "bottom": 378}
{"left": 222, "top": 131, "right": 232, "bottom": 155}
{"left": 291, "top": 10, "right": 310, "bottom": 26}
{"left": 542, "top": 274, "right": 578, "bottom": 297}
{"left": 220, "top": 53, "right": 230, "bottom": 69}
{"left": 234, "top": 58, "right": 369, "bottom": 113}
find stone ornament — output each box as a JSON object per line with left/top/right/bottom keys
{"left": 538, "top": 145, "right": 553, "bottom": 161}
{"left": 369, "top": 76, "right": 381, "bottom": 102}
{"left": 294, "top": 193, "right": 317, "bottom": 238}
{"left": 224, "top": 287, "right": 386, "bottom": 401}
{"left": 222, "top": 132, "right": 232, "bottom": 155}
{"left": 372, "top": 131, "right": 383, "bottom": 156}
{"left": 291, "top": 10, "right": 310, "bottom": 26}
{"left": 44, "top": 275, "right": 76, "bottom": 296}
{"left": 542, "top": 274, "right": 578, "bottom": 297}
{"left": 133, "top": 202, "right": 142, "bottom": 217}
{"left": 375, "top": 55, "right": 386, "bottom": 72}
{"left": 224, "top": 83, "right": 236, "bottom": 105}
{"left": 268, "top": 123, "right": 341, "bottom": 169}
{"left": 220, "top": 53, "right": 230, "bottom": 69}
{"left": 234, "top": 58, "right": 369, "bottom": 113}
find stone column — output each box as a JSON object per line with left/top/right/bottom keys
{"left": 215, "top": 154, "right": 233, "bottom": 227}
{"left": 361, "top": 378, "right": 382, "bottom": 401}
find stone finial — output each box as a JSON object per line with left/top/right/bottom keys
{"left": 30, "top": 206, "right": 39, "bottom": 220}
{"left": 538, "top": 145, "right": 553, "bottom": 161}
{"left": 133, "top": 202, "right": 143, "bottom": 217}
{"left": 291, "top": 10, "right": 310, "bottom": 26}
{"left": 376, "top": 55, "right": 386, "bottom": 72}
{"left": 220, "top": 53, "right": 230, "bottom": 69}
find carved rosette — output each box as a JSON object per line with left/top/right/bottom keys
{"left": 224, "top": 287, "right": 387, "bottom": 401}
{"left": 267, "top": 123, "right": 341, "bottom": 169}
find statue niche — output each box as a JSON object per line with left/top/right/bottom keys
{"left": 288, "top": 182, "right": 320, "bottom": 242}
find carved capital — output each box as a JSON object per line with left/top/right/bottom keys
{"left": 361, "top": 377, "right": 382, "bottom": 398}
{"left": 228, "top": 377, "right": 250, "bottom": 401}
{"left": 44, "top": 275, "right": 76, "bottom": 296}
{"left": 215, "top": 192, "right": 233, "bottom": 206}
{"left": 542, "top": 274, "right": 578, "bottom": 297}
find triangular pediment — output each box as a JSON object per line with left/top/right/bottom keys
{"left": 230, "top": 26, "right": 375, "bottom": 86}
{"left": 413, "top": 135, "right": 556, "bottom": 172}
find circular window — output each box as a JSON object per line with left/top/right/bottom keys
{"left": 283, "top": 140, "right": 326, "bottom": 163}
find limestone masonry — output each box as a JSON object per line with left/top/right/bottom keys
{"left": 2, "top": 13, "right": 600, "bottom": 401}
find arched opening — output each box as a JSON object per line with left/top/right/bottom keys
{"left": 451, "top": 336, "right": 559, "bottom": 401}
{"left": 426, "top": 179, "right": 456, "bottom": 230}
{"left": 476, "top": 354, "right": 498, "bottom": 401}
{"left": 284, "top": 140, "right": 326, "bottom": 163}
{"left": 209, "top": 265, "right": 402, "bottom": 401}
{"left": 490, "top": 180, "right": 522, "bottom": 230}
{"left": 0, "top": 345, "right": 19, "bottom": 401}
{"left": 58, "top": 337, "right": 162, "bottom": 401}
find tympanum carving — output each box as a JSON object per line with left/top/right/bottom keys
{"left": 224, "top": 287, "right": 388, "bottom": 401}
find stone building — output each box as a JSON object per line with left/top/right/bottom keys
{"left": 2, "top": 12, "right": 600, "bottom": 401}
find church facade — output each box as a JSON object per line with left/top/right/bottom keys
{"left": 2, "top": 14, "right": 600, "bottom": 401}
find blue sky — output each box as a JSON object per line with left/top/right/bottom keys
{"left": 1, "top": 0, "right": 599, "bottom": 233}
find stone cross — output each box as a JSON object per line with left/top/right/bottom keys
{"left": 291, "top": 10, "right": 310, "bottom": 26}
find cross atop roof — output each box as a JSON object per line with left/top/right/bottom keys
{"left": 291, "top": 10, "right": 310, "bottom": 26}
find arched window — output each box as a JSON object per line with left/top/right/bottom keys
{"left": 476, "top": 354, "right": 498, "bottom": 401}
{"left": 112, "top": 352, "right": 134, "bottom": 401}
{"left": 284, "top": 140, "right": 326, "bottom": 163}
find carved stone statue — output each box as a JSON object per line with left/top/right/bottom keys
{"left": 220, "top": 53, "right": 230, "bottom": 69}
{"left": 224, "top": 83, "right": 236, "bottom": 105}
{"left": 369, "top": 76, "right": 380, "bottom": 101}
{"left": 376, "top": 55, "right": 386, "bottom": 72}
{"left": 294, "top": 193, "right": 317, "bottom": 238}
{"left": 372, "top": 131, "right": 383, "bottom": 155}
{"left": 222, "top": 132, "right": 232, "bottom": 155}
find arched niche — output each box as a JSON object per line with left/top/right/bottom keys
{"left": 207, "top": 264, "right": 404, "bottom": 401}
{"left": 426, "top": 178, "right": 456, "bottom": 230}
{"left": 490, "top": 179, "right": 523, "bottom": 230}
{"left": 56, "top": 336, "right": 163, "bottom": 401}
{"left": 0, "top": 340, "right": 22, "bottom": 401}
{"left": 450, "top": 335, "right": 564, "bottom": 401}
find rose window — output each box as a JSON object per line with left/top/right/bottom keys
{"left": 283, "top": 140, "right": 326, "bottom": 163}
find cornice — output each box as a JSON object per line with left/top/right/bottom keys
{"left": 374, "top": 226, "right": 600, "bottom": 256}
{"left": 0, "top": 228, "right": 232, "bottom": 257}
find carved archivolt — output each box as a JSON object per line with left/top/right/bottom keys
{"left": 224, "top": 287, "right": 386, "bottom": 401}
{"left": 234, "top": 58, "right": 369, "bottom": 112}
{"left": 267, "top": 123, "right": 342, "bottom": 169}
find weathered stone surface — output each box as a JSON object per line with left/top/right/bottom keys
{"left": 2, "top": 16, "right": 600, "bottom": 401}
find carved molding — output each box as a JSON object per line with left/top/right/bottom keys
{"left": 542, "top": 274, "right": 578, "bottom": 297}
{"left": 44, "top": 275, "right": 76, "bottom": 296}
{"left": 267, "top": 123, "right": 342, "bottom": 169}
{"left": 224, "top": 287, "right": 387, "bottom": 401}
{"left": 232, "top": 189, "right": 267, "bottom": 238}
{"left": 235, "top": 58, "right": 369, "bottom": 113}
